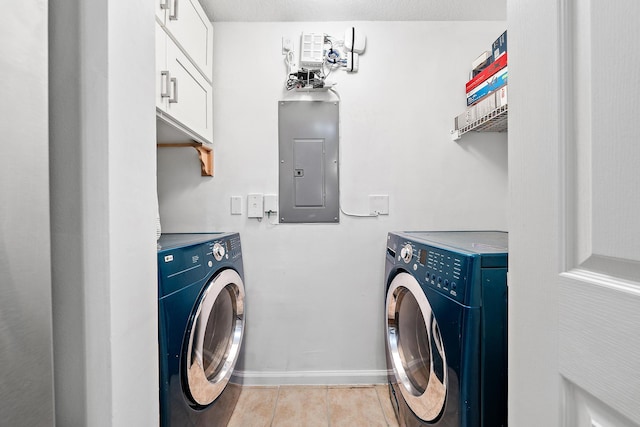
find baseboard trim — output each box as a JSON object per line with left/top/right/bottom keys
{"left": 232, "top": 369, "right": 388, "bottom": 386}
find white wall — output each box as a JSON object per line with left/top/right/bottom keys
{"left": 0, "top": 2, "right": 54, "bottom": 424}
{"left": 158, "top": 21, "right": 508, "bottom": 385}
{"left": 507, "top": 1, "right": 561, "bottom": 422}
{"left": 50, "top": 0, "right": 158, "bottom": 425}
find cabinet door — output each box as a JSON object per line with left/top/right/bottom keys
{"left": 163, "top": 33, "right": 213, "bottom": 143}
{"left": 155, "top": 0, "right": 166, "bottom": 24}
{"left": 164, "top": 0, "right": 213, "bottom": 81}
{"left": 156, "top": 22, "right": 168, "bottom": 111}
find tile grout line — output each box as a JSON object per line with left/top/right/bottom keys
{"left": 325, "top": 386, "right": 332, "bottom": 427}
{"left": 269, "top": 385, "right": 281, "bottom": 427}
{"left": 373, "top": 385, "right": 392, "bottom": 427}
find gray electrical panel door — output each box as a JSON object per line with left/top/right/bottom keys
{"left": 279, "top": 101, "right": 339, "bottom": 223}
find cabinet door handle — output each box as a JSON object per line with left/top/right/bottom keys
{"left": 159, "top": 0, "right": 170, "bottom": 10}
{"left": 160, "top": 71, "right": 171, "bottom": 98}
{"left": 169, "top": 0, "right": 178, "bottom": 20}
{"left": 169, "top": 77, "right": 178, "bottom": 103}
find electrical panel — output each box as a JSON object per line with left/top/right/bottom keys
{"left": 279, "top": 101, "right": 339, "bottom": 223}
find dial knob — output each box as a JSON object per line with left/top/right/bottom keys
{"left": 213, "top": 243, "right": 225, "bottom": 261}
{"left": 400, "top": 244, "right": 413, "bottom": 263}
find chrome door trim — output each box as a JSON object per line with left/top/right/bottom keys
{"left": 386, "top": 272, "right": 448, "bottom": 422}
{"left": 184, "top": 268, "right": 245, "bottom": 406}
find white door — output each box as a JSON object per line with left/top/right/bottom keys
{"left": 509, "top": 1, "right": 640, "bottom": 426}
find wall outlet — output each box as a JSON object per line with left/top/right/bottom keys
{"left": 247, "top": 194, "right": 264, "bottom": 218}
{"left": 282, "top": 36, "right": 292, "bottom": 55}
{"left": 369, "top": 195, "right": 389, "bottom": 215}
{"left": 264, "top": 194, "right": 278, "bottom": 213}
{"left": 230, "top": 196, "right": 242, "bottom": 215}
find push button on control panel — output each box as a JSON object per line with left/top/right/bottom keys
{"left": 411, "top": 242, "right": 468, "bottom": 303}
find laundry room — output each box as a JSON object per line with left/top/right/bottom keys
{"left": 157, "top": 17, "right": 508, "bottom": 376}
{"left": 154, "top": 10, "right": 508, "bottom": 425}
{"left": 5, "top": 1, "right": 640, "bottom": 426}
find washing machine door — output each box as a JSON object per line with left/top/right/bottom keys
{"left": 386, "top": 272, "right": 448, "bottom": 422}
{"left": 183, "top": 268, "right": 245, "bottom": 407}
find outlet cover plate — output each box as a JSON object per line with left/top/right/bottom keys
{"left": 369, "top": 195, "right": 389, "bottom": 215}
{"left": 248, "top": 194, "right": 264, "bottom": 218}
{"left": 264, "top": 194, "right": 278, "bottom": 213}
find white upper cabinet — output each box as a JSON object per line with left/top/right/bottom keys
{"left": 155, "top": 0, "right": 167, "bottom": 23}
{"left": 156, "top": 21, "right": 213, "bottom": 144}
{"left": 155, "top": 0, "right": 213, "bottom": 82}
{"left": 155, "top": 22, "right": 168, "bottom": 111}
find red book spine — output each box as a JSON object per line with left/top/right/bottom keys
{"left": 466, "top": 53, "right": 508, "bottom": 93}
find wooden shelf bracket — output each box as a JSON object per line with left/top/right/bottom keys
{"left": 157, "top": 142, "right": 214, "bottom": 176}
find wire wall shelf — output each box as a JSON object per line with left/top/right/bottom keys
{"left": 451, "top": 104, "right": 508, "bottom": 141}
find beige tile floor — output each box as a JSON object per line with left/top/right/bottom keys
{"left": 227, "top": 385, "right": 400, "bottom": 427}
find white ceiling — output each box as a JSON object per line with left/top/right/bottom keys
{"left": 199, "top": 0, "right": 506, "bottom": 22}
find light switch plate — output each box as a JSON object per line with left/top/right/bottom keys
{"left": 369, "top": 195, "right": 389, "bottom": 215}
{"left": 230, "top": 196, "right": 242, "bottom": 215}
{"left": 247, "top": 194, "right": 264, "bottom": 218}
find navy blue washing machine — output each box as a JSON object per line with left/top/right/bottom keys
{"left": 384, "top": 231, "right": 507, "bottom": 427}
{"left": 157, "top": 233, "right": 245, "bottom": 427}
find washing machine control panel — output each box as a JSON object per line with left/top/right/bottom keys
{"left": 418, "top": 246, "right": 468, "bottom": 303}
{"left": 207, "top": 234, "right": 242, "bottom": 262}
{"left": 390, "top": 235, "right": 470, "bottom": 304}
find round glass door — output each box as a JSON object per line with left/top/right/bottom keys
{"left": 183, "top": 268, "right": 245, "bottom": 407}
{"left": 386, "top": 272, "right": 447, "bottom": 422}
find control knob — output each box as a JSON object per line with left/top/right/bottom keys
{"left": 213, "top": 243, "right": 225, "bottom": 261}
{"left": 400, "top": 244, "right": 413, "bottom": 264}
